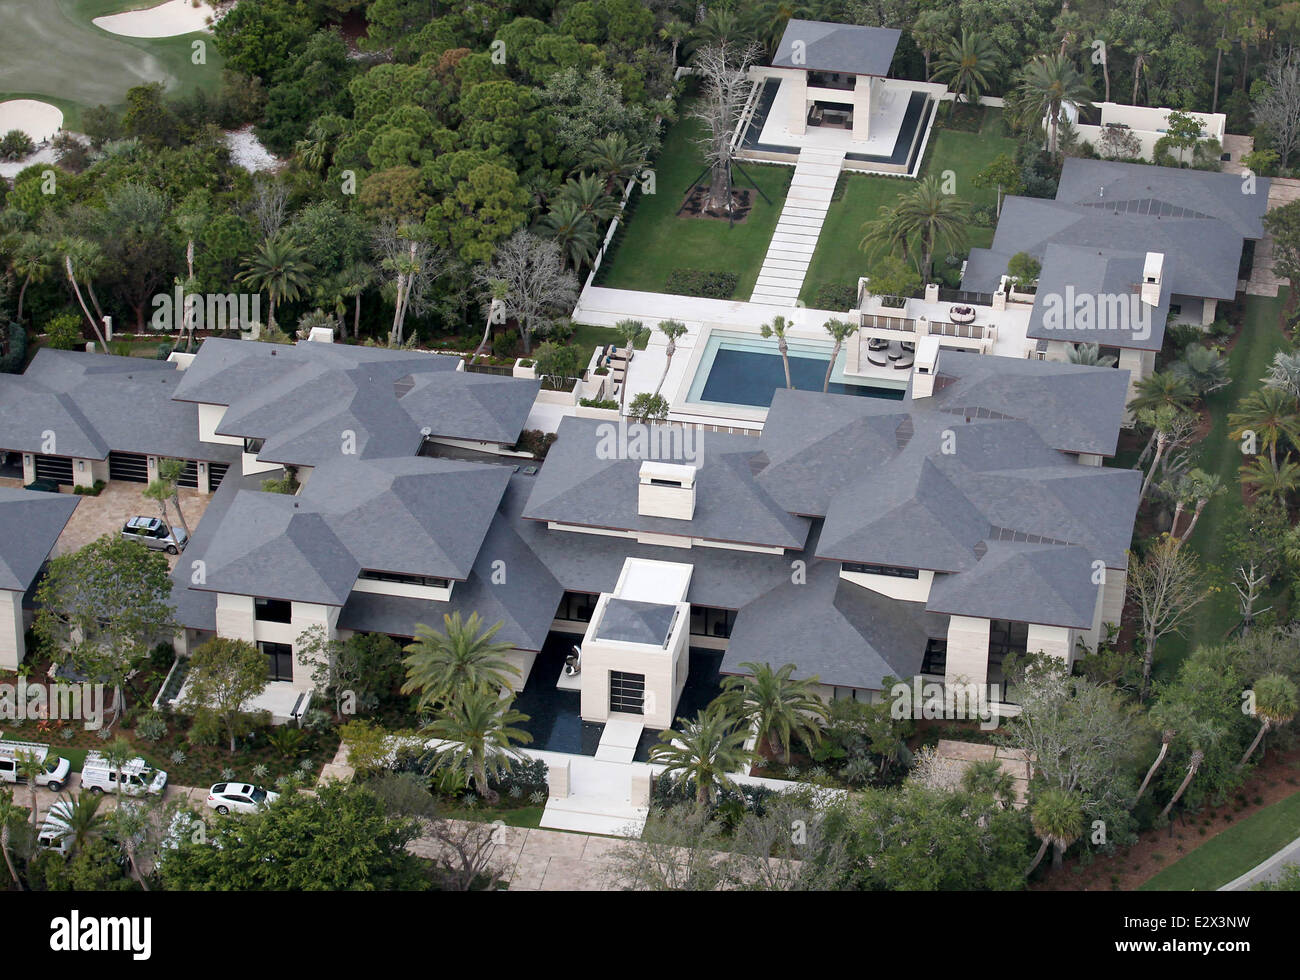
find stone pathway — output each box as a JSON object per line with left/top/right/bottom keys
{"left": 408, "top": 821, "right": 625, "bottom": 890}
{"left": 926, "top": 739, "right": 1032, "bottom": 808}
{"left": 749, "top": 148, "right": 845, "bottom": 306}
{"left": 1246, "top": 175, "right": 1300, "bottom": 297}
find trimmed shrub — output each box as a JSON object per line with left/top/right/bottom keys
{"left": 665, "top": 268, "right": 738, "bottom": 299}
{"left": 44, "top": 313, "right": 84, "bottom": 351}
{"left": 815, "top": 282, "right": 858, "bottom": 310}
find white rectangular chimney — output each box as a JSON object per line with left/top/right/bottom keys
{"left": 911, "top": 335, "right": 941, "bottom": 399}
{"left": 1141, "top": 252, "right": 1164, "bottom": 307}
{"left": 638, "top": 461, "right": 696, "bottom": 520}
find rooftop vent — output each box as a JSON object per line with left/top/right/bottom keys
{"left": 910, "top": 336, "right": 941, "bottom": 399}
{"left": 638, "top": 461, "right": 697, "bottom": 521}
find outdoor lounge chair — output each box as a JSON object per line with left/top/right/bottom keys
{"left": 894, "top": 351, "right": 914, "bottom": 369}
{"left": 868, "top": 337, "right": 890, "bottom": 351}
{"left": 867, "top": 348, "right": 889, "bottom": 367}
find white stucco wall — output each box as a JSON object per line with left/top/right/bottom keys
{"left": 945, "top": 615, "right": 991, "bottom": 687}
{"left": 0, "top": 590, "right": 25, "bottom": 671}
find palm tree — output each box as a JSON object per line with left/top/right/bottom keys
{"left": 237, "top": 234, "right": 315, "bottom": 333}
{"left": 60, "top": 241, "right": 109, "bottom": 352}
{"left": 1229, "top": 387, "right": 1300, "bottom": 471}
{"left": 1263, "top": 350, "right": 1300, "bottom": 402}
{"left": 822, "top": 318, "right": 857, "bottom": 392}
{"left": 1067, "top": 342, "right": 1116, "bottom": 368}
{"left": 584, "top": 133, "right": 645, "bottom": 196}
{"left": 650, "top": 703, "right": 753, "bottom": 806}
{"left": 1239, "top": 674, "right": 1299, "bottom": 768}
{"left": 339, "top": 261, "right": 375, "bottom": 340}
{"left": 108, "top": 797, "right": 154, "bottom": 890}
{"left": 760, "top": 315, "right": 795, "bottom": 390}
{"left": 557, "top": 172, "right": 620, "bottom": 225}
{"left": 720, "top": 662, "right": 827, "bottom": 764}
{"left": 654, "top": 319, "right": 688, "bottom": 397}
{"left": 0, "top": 788, "right": 23, "bottom": 890}
{"left": 911, "top": 10, "right": 954, "bottom": 82}
{"left": 424, "top": 687, "right": 532, "bottom": 803}
{"left": 52, "top": 793, "right": 109, "bottom": 857}
{"left": 1238, "top": 455, "right": 1300, "bottom": 500}
{"left": 539, "top": 200, "right": 599, "bottom": 272}
{"left": 472, "top": 278, "right": 509, "bottom": 365}
{"left": 615, "top": 318, "right": 648, "bottom": 359}
{"left": 961, "top": 757, "right": 1016, "bottom": 807}
{"left": 931, "top": 31, "right": 1001, "bottom": 105}
{"left": 1016, "top": 53, "right": 1095, "bottom": 157}
{"left": 660, "top": 19, "right": 691, "bottom": 67}
{"left": 1173, "top": 345, "right": 1231, "bottom": 395}
{"left": 102, "top": 737, "right": 134, "bottom": 796}
{"left": 401, "top": 611, "right": 520, "bottom": 710}
{"left": 1160, "top": 723, "right": 1220, "bottom": 818}
{"left": 1130, "top": 37, "right": 1159, "bottom": 106}
{"left": 874, "top": 176, "right": 970, "bottom": 280}
{"left": 1025, "top": 788, "right": 1083, "bottom": 875}
{"left": 11, "top": 234, "right": 52, "bottom": 324}
{"left": 15, "top": 753, "right": 45, "bottom": 830}
{"left": 1130, "top": 371, "right": 1197, "bottom": 415}
{"left": 1168, "top": 468, "right": 1223, "bottom": 548}
{"left": 1135, "top": 724, "right": 1176, "bottom": 803}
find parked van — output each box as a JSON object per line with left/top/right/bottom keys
{"left": 36, "top": 800, "right": 74, "bottom": 856}
{"left": 81, "top": 752, "right": 167, "bottom": 796}
{"left": 0, "top": 739, "right": 71, "bottom": 792}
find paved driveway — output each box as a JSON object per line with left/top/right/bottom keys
{"left": 52, "top": 482, "right": 211, "bottom": 568}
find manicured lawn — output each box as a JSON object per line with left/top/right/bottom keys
{"left": 1151, "top": 292, "right": 1291, "bottom": 680}
{"left": 569, "top": 322, "right": 648, "bottom": 353}
{"left": 1138, "top": 789, "right": 1300, "bottom": 891}
{"left": 439, "top": 803, "right": 545, "bottom": 828}
{"left": 596, "top": 110, "right": 792, "bottom": 300}
{"left": 0, "top": 0, "right": 224, "bottom": 129}
{"left": 798, "top": 107, "right": 1017, "bottom": 306}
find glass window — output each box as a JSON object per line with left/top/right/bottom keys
{"left": 609, "top": 671, "right": 645, "bottom": 714}
{"left": 842, "top": 562, "right": 920, "bottom": 579}
{"left": 260, "top": 642, "right": 294, "bottom": 682}
{"left": 254, "top": 598, "right": 292, "bottom": 624}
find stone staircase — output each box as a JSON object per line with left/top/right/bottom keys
{"left": 749, "top": 148, "right": 845, "bottom": 307}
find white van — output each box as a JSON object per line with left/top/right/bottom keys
{"left": 0, "top": 740, "right": 71, "bottom": 792}
{"left": 36, "top": 800, "right": 74, "bottom": 856}
{"left": 81, "top": 752, "right": 168, "bottom": 797}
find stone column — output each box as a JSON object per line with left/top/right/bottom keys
{"left": 789, "top": 72, "right": 808, "bottom": 135}
{"left": 852, "top": 75, "right": 872, "bottom": 141}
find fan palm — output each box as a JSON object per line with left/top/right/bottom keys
{"left": 616, "top": 318, "right": 648, "bottom": 357}
{"left": 760, "top": 315, "right": 795, "bottom": 390}
{"left": 424, "top": 687, "right": 532, "bottom": 803}
{"left": 1240, "top": 674, "right": 1299, "bottom": 768}
{"left": 11, "top": 234, "right": 53, "bottom": 324}
{"left": 1263, "top": 350, "right": 1300, "bottom": 402}
{"left": 654, "top": 319, "right": 688, "bottom": 397}
{"left": 822, "top": 318, "right": 857, "bottom": 392}
{"left": 961, "top": 757, "right": 1016, "bottom": 807}
{"left": 1229, "top": 387, "right": 1300, "bottom": 471}
{"left": 1025, "top": 788, "right": 1083, "bottom": 875}
{"left": 1067, "top": 342, "right": 1116, "bottom": 368}
{"left": 720, "top": 662, "right": 827, "bottom": 763}
{"left": 650, "top": 703, "right": 753, "bottom": 806}
{"left": 1016, "top": 53, "right": 1095, "bottom": 157}
{"left": 539, "top": 200, "right": 599, "bottom": 272}
{"left": 1160, "top": 722, "right": 1221, "bottom": 818}
{"left": 660, "top": 19, "right": 691, "bottom": 67}
{"left": 931, "top": 30, "right": 1001, "bottom": 105}
{"left": 401, "top": 611, "right": 520, "bottom": 710}
{"left": 237, "top": 234, "right": 315, "bottom": 332}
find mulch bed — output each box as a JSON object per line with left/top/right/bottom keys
{"left": 678, "top": 185, "right": 754, "bottom": 223}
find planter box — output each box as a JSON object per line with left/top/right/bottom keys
{"left": 513, "top": 358, "right": 537, "bottom": 379}
{"left": 536, "top": 386, "right": 579, "bottom": 406}
{"left": 575, "top": 405, "right": 621, "bottom": 421}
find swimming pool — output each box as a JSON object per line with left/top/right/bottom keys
{"left": 685, "top": 330, "right": 905, "bottom": 409}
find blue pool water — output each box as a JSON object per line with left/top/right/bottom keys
{"left": 687, "top": 330, "right": 905, "bottom": 409}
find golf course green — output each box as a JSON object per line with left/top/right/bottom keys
{"left": 0, "top": 1, "right": 224, "bottom": 131}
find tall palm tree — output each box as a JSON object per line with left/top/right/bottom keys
{"left": 108, "top": 797, "right": 155, "bottom": 890}
{"left": 660, "top": 19, "right": 691, "bottom": 67}
{"left": 401, "top": 611, "right": 520, "bottom": 710}
{"left": 654, "top": 319, "right": 688, "bottom": 397}
{"left": 889, "top": 175, "right": 970, "bottom": 280}
{"left": 911, "top": 10, "right": 954, "bottom": 82}
{"left": 760, "top": 315, "right": 795, "bottom": 390}
{"left": 60, "top": 241, "right": 109, "bottom": 352}
{"left": 615, "top": 318, "right": 649, "bottom": 358}
{"left": 11, "top": 234, "right": 52, "bottom": 324}
{"left": 1159, "top": 721, "right": 1221, "bottom": 818}
{"left": 1129, "top": 37, "right": 1159, "bottom": 106}
{"left": 237, "top": 234, "right": 315, "bottom": 333}
{"left": 1238, "top": 455, "right": 1300, "bottom": 501}
{"left": 584, "top": 133, "right": 646, "bottom": 196}
{"left": 1229, "top": 387, "right": 1300, "bottom": 471}
{"left": 1016, "top": 53, "right": 1095, "bottom": 157}
{"left": 822, "top": 318, "right": 857, "bottom": 392}
{"left": 931, "top": 30, "right": 1001, "bottom": 105}
{"left": 424, "top": 687, "right": 532, "bottom": 803}
{"left": 52, "top": 793, "right": 109, "bottom": 857}
{"left": 1168, "top": 468, "right": 1223, "bottom": 548}
{"left": 157, "top": 458, "right": 191, "bottom": 540}
{"left": 472, "top": 278, "right": 509, "bottom": 365}
{"left": 719, "top": 662, "right": 827, "bottom": 763}
{"left": 0, "top": 789, "right": 23, "bottom": 890}
{"left": 539, "top": 200, "right": 599, "bottom": 272}
{"left": 1239, "top": 673, "right": 1299, "bottom": 768}
{"left": 1135, "top": 727, "right": 1176, "bottom": 803}
{"left": 1130, "top": 371, "right": 1197, "bottom": 415}
{"left": 15, "top": 754, "right": 45, "bottom": 830}
{"left": 650, "top": 703, "right": 753, "bottom": 806}
{"left": 1025, "top": 788, "right": 1083, "bottom": 875}
{"left": 339, "top": 260, "right": 375, "bottom": 341}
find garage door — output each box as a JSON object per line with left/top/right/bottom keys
{"left": 33, "top": 455, "right": 73, "bottom": 485}
{"left": 177, "top": 461, "right": 199, "bottom": 489}
{"left": 208, "top": 462, "right": 230, "bottom": 490}
{"left": 108, "top": 451, "right": 149, "bottom": 483}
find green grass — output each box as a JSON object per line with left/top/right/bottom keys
{"left": 0, "top": 0, "right": 224, "bottom": 130}
{"left": 1151, "top": 293, "right": 1291, "bottom": 680}
{"left": 1138, "top": 790, "right": 1300, "bottom": 891}
{"left": 440, "top": 804, "right": 545, "bottom": 828}
{"left": 798, "top": 106, "right": 1018, "bottom": 306}
{"left": 597, "top": 111, "right": 792, "bottom": 300}
{"left": 569, "top": 322, "right": 648, "bottom": 352}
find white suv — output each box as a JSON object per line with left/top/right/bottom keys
{"left": 121, "top": 516, "right": 188, "bottom": 554}
{"left": 206, "top": 782, "right": 279, "bottom": 815}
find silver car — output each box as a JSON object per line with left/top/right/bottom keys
{"left": 121, "top": 515, "right": 188, "bottom": 554}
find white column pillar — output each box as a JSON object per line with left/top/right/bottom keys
{"left": 789, "top": 72, "right": 808, "bottom": 135}
{"left": 852, "top": 75, "right": 872, "bottom": 141}
{"left": 0, "top": 590, "right": 25, "bottom": 671}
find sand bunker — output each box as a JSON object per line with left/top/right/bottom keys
{"left": 0, "top": 99, "right": 63, "bottom": 143}
{"left": 93, "top": 0, "right": 215, "bottom": 38}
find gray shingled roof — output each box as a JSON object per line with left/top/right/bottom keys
{"left": 0, "top": 488, "right": 78, "bottom": 592}
{"left": 0, "top": 350, "right": 240, "bottom": 463}
{"left": 596, "top": 598, "right": 677, "bottom": 646}
{"left": 772, "top": 19, "right": 901, "bottom": 76}
{"left": 926, "top": 542, "right": 1099, "bottom": 629}
{"left": 1025, "top": 245, "right": 1171, "bottom": 351}
{"left": 522, "top": 417, "right": 810, "bottom": 550}
{"left": 962, "top": 158, "right": 1269, "bottom": 305}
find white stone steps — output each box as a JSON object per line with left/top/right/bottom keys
{"left": 747, "top": 147, "right": 844, "bottom": 306}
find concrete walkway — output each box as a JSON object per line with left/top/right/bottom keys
{"left": 750, "top": 148, "right": 845, "bottom": 306}
{"left": 1219, "top": 835, "right": 1300, "bottom": 890}
{"left": 408, "top": 820, "right": 625, "bottom": 890}
{"left": 1244, "top": 174, "right": 1300, "bottom": 297}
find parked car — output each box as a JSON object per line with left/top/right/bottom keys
{"left": 81, "top": 751, "right": 168, "bottom": 796}
{"left": 0, "top": 740, "right": 70, "bottom": 792}
{"left": 121, "top": 515, "right": 188, "bottom": 554}
{"left": 23, "top": 479, "right": 60, "bottom": 493}
{"left": 206, "top": 782, "right": 279, "bottom": 815}
{"left": 36, "top": 800, "right": 75, "bottom": 855}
